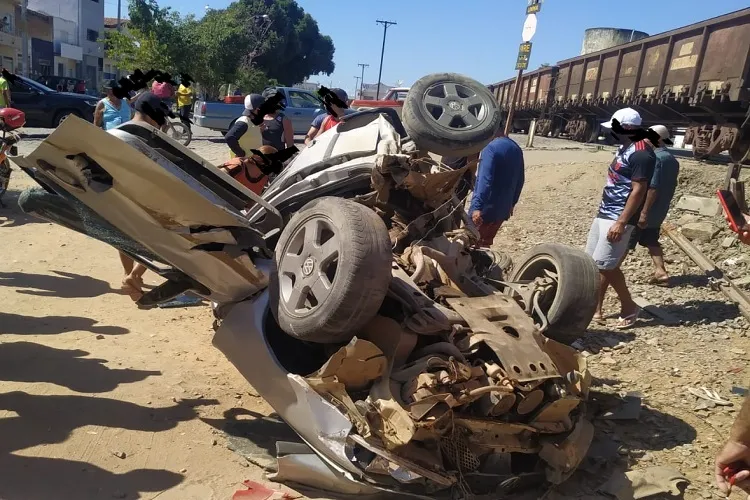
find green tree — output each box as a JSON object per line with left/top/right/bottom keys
{"left": 119, "top": 0, "right": 335, "bottom": 96}
{"left": 239, "top": 0, "right": 335, "bottom": 84}
{"left": 102, "top": 28, "right": 171, "bottom": 74}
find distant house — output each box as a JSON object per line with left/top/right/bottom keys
{"left": 294, "top": 81, "right": 320, "bottom": 92}
{"left": 358, "top": 82, "right": 393, "bottom": 100}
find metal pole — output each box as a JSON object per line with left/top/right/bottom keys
{"left": 375, "top": 20, "right": 396, "bottom": 100}
{"left": 117, "top": 0, "right": 122, "bottom": 31}
{"left": 21, "top": 0, "right": 28, "bottom": 76}
{"left": 504, "top": 68, "right": 523, "bottom": 136}
{"left": 526, "top": 118, "right": 537, "bottom": 147}
{"left": 357, "top": 62, "right": 368, "bottom": 99}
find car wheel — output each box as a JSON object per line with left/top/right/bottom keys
{"left": 402, "top": 73, "right": 501, "bottom": 157}
{"left": 269, "top": 197, "right": 392, "bottom": 343}
{"left": 54, "top": 110, "right": 82, "bottom": 128}
{"left": 510, "top": 243, "right": 599, "bottom": 345}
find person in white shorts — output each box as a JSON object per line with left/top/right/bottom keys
{"left": 586, "top": 108, "right": 656, "bottom": 329}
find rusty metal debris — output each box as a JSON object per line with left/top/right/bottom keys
{"left": 599, "top": 466, "right": 690, "bottom": 500}
{"left": 297, "top": 154, "right": 594, "bottom": 498}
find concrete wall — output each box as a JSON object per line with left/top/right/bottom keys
{"left": 25, "top": 9, "right": 53, "bottom": 41}
{"left": 580, "top": 28, "right": 649, "bottom": 55}
{"left": 80, "top": 0, "right": 103, "bottom": 58}
{"left": 28, "top": 0, "right": 77, "bottom": 22}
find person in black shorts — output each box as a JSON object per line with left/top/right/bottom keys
{"left": 626, "top": 124, "right": 679, "bottom": 287}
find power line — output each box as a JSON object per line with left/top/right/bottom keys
{"left": 374, "top": 20, "right": 396, "bottom": 100}
{"left": 357, "top": 62, "right": 368, "bottom": 100}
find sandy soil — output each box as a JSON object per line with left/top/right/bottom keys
{"left": 1, "top": 129, "right": 748, "bottom": 499}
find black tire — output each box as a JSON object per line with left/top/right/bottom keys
{"left": 54, "top": 110, "right": 82, "bottom": 128}
{"left": 166, "top": 121, "right": 192, "bottom": 147}
{"left": 402, "top": 73, "right": 501, "bottom": 157}
{"left": 510, "top": 243, "right": 599, "bottom": 345}
{"left": 269, "top": 197, "right": 392, "bottom": 343}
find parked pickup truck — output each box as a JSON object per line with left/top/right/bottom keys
{"left": 9, "top": 76, "right": 98, "bottom": 128}
{"left": 194, "top": 86, "right": 354, "bottom": 135}
{"left": 350, "top": 87, "right": 410, "bottom": 117}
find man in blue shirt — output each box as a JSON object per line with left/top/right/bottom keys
{"left": 469, "top": 128, "right": 525, "bottom": 246}
{"left": 628, "top": 125, "right": 679, "bottom": 286}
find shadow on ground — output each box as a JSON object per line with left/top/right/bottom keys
{"left": 0, "top": 341, "right": 159, "bottom": 392}
{"left": 202, "top": 408, "right": 302, "bottom": 470}
{"left": 0, "top": 190, "right": 48, "bottom": 228}
{"left": 0, "top": 270, "right": 117, "bottom": 298}
{"left": 0, "top": 311, "right": 129, "bottom": 336}
{"left": 0, "top": 391, "right": 218, "bottom": 499}
{"left": 661, "top": 299, "right": 740, "bottom": 324}
{"left": 0, "top": 455, "right": 184, "bottom": 500}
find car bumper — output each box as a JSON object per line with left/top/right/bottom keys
{"left": 193, "top": 115, "right": 230, "bottom": 131}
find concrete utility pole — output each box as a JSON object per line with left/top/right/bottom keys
{"left": 374, "top": 20, "right": 396, "bottom": 100}
{"left": 354, "top": 75, "right": 360, "bottom": 99}
{"left": 357, "top": 62, "right": 368, "bottom": 99}
{"left": 21, "top": 0, "right": 28, "bottom": 76}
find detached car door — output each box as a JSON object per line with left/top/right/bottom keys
{"left": 14, "top": 116, "right": 283, "bottom": 305}
{"left": 285, "top": 90, "right": 325, "bottom": 135}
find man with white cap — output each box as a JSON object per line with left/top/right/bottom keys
{"left": 224, "top": 93, "right": 265, "bottom": 159}
{"left": 587, "top": 107, "right": 656, "bottom": 328}
{"left": 627, "top": 124, "right": 678, "bottom": 286}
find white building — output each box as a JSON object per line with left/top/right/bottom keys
{"left": 28, "top": 0, "right": 104, "bottom": 90}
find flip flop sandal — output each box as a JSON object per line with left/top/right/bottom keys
{"left": 648, "top": 277, "right": 671, "bottom": 288}
{"left": 614, "top": 308, "right": 641, "bottom": 330}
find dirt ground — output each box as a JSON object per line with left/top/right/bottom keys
{"left": 1, "top": 130, "right": 748, "bottom": 499}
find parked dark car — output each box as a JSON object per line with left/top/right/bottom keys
{"left": 10, "top": 76, "right": 98, "bottom": 128}
{"left": 36, "top": 76, "right": 87, "bottom": 94}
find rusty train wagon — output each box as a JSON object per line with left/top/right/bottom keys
{"left": 488, "top": 8, "right": 750, "bottom": 162}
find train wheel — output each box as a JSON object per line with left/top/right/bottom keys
{"left": 729, "top": 128, "right": 750, "bottom": 164}
{"left": 587, "top": 118, "right": 601, "bottom": 143}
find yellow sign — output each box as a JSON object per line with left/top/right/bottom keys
{"left": 526, "top": 1, "right": 542, "bottom": 15}
{"left": 516, "top": 42, "right": 532, "bottom": 70}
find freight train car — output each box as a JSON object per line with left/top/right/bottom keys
{"left": 488, "top": 8, "right": 750, "bottom": 162}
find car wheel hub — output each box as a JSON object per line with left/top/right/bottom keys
{"left": 421, "top": 81, "right": 490, "bottom": 131}
{"left": 302, "top": 256, "right": 316, "bottom": 276}
{"left": 279, "top": 217, "right": 340, "bottom": 314}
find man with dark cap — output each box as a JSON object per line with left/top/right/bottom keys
{"left": 115, "top": 91, "right": 172, "bottom": 300}
{"left": 304, "top": 88, "right": 348, "bottom": 145}
{"left": 224, "top": 93, "right": 264, "bottom": 159}
{"left": 130, "top": 91, "right": 171, "bottom": 128}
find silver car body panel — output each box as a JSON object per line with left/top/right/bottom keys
{"left": 13, "top": 116, "right": 281, "bottom": 303}
{"left": 245, "top": 114, "right": 400, "bottom": 223}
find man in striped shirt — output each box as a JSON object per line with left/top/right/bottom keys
{"left": 586, "top": 108, "right": 656, "bottom": 329}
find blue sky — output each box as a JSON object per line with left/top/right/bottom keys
{"left": 104, "top": 0, "right": 748, "bottom": 95}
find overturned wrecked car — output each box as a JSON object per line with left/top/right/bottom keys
{"left": 14, "top": 73, "right": 600, "bottom": 498}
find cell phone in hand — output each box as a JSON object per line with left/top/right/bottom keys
{"left": 717, "top": 189, "right": 746, "bottom": 233}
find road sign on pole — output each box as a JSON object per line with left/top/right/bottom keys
{"left": 526, "top": 0, "right": 542, "bottom": 15}
{"left": 516, "top": 42, "right": 533, "bottom": 70}
{"left": 521, "top": 13, "right": 538, "bottom": 42}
